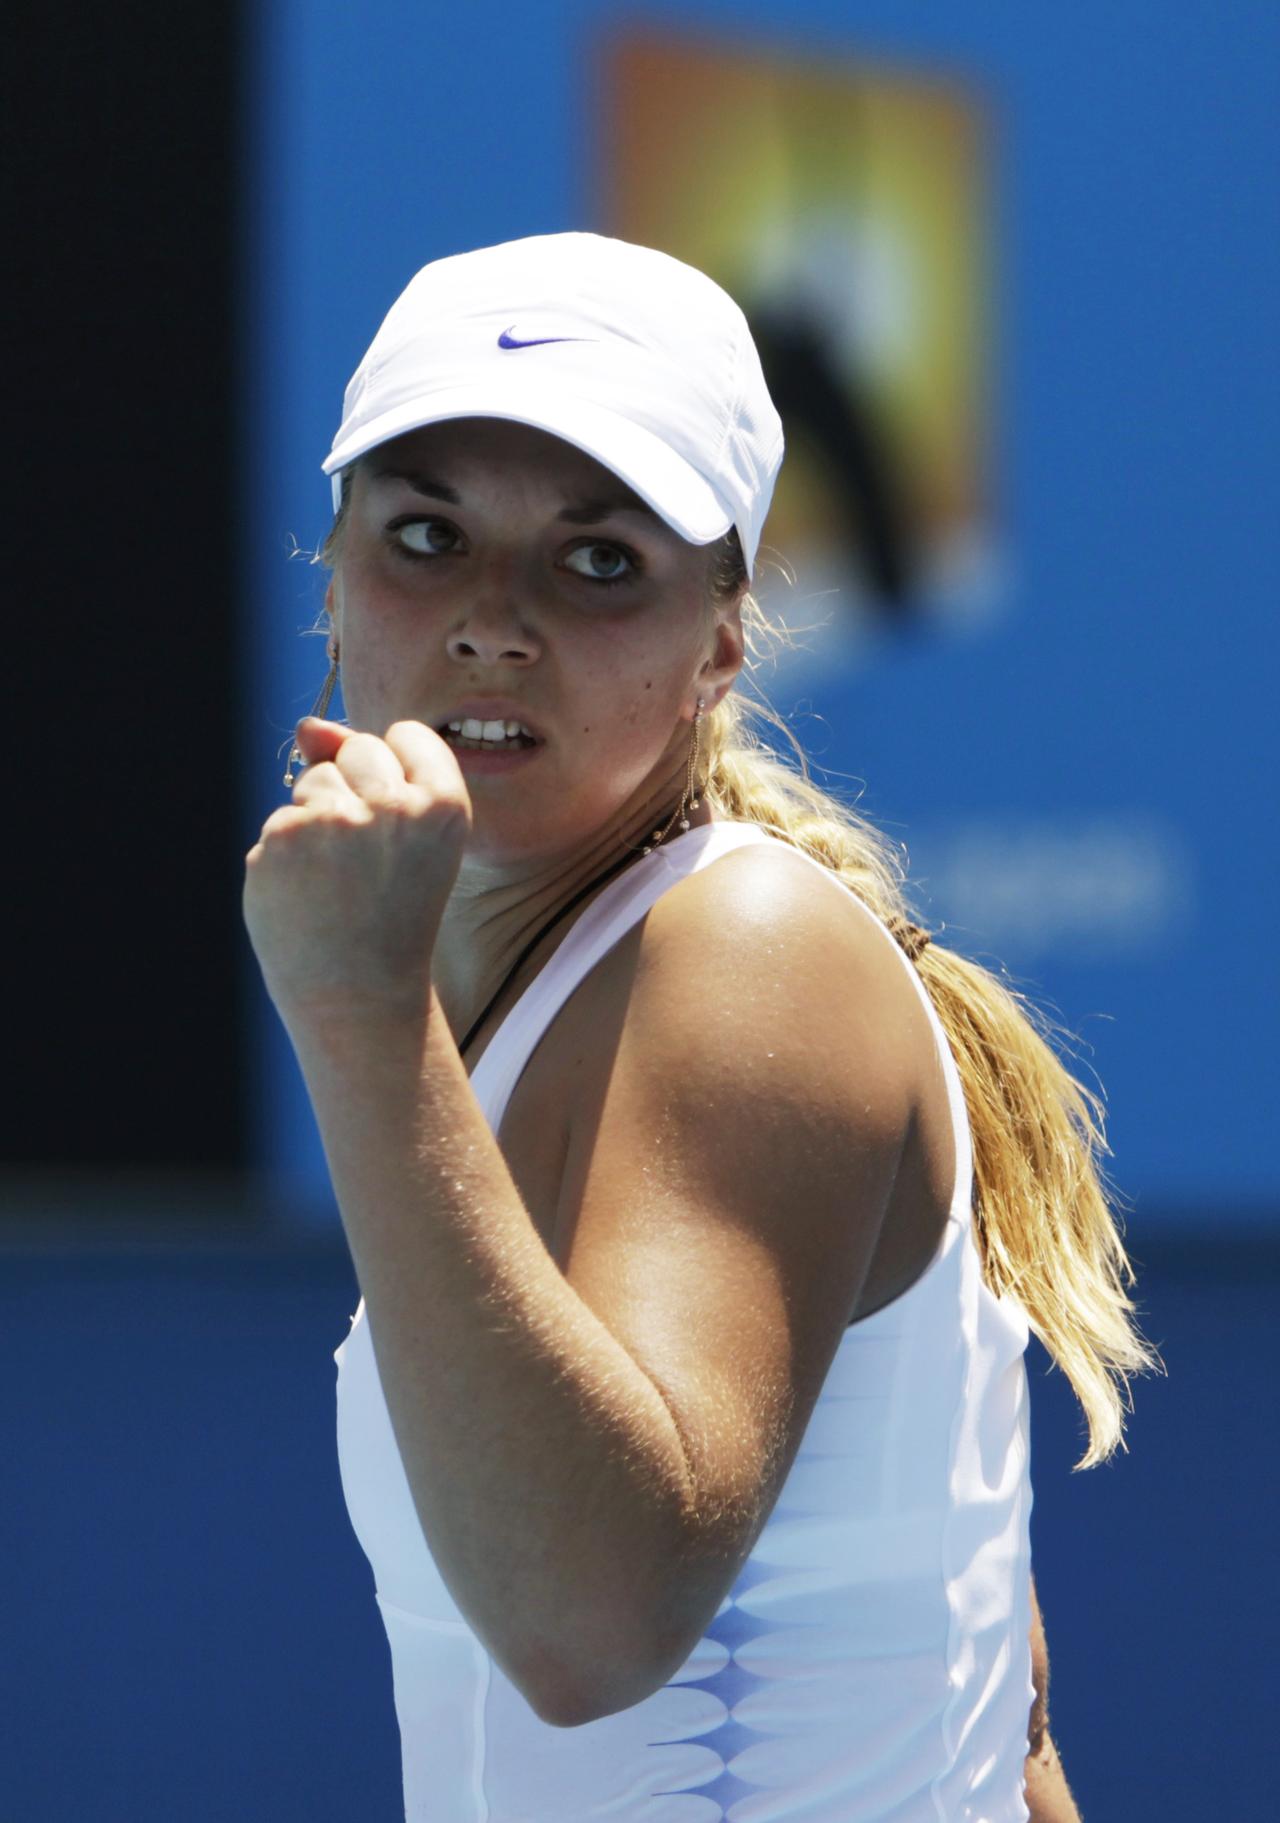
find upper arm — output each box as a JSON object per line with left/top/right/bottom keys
{"left": 1028, "top": 1571, "right": 1051, "bottom": 1755}
{"left": 1025, "top": 1576, "right": 1081, "bottom": 1818}
{"left": 554, "top": 846, "right": 922, "bottom": 1677}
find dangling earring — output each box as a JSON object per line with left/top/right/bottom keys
{"left": 282, "top": 640, "right": 340, "bottom": 786}
{"left": 641, "top": 696, "right": 706, "bottom": 854}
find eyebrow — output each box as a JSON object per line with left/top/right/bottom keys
{"left": 367, "top": 464, "right": 661, "bottom": 524}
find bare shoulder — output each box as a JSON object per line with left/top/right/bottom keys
{"left": 623, "top": 839, "right": 940, "bottom": 1154}
{"left": 548, "top": 835, "right": 933, "bottom": 1634}
{"left": 621, "top": 835, "right": 932, "bottom": 1081}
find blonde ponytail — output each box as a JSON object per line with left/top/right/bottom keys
{"left": 703, "top": 540, "right": 1165, "bottom": 1470}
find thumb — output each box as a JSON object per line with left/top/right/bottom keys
{"left": 294, "top": 715, "right": 351, "bottom": 765}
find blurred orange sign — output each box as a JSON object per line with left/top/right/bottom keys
{"left": 597, "top": 30, "right": 999, "bottom": 632}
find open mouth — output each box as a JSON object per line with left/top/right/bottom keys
{"left": 436, "top": 722, "right": 541, "bottom": 753}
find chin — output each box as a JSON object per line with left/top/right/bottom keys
{"left": 458, "top": 809, "right": 560, "bottom": 863}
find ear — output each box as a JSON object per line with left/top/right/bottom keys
{"left": 697, "top": 594, "right": 745, "bottom": 712}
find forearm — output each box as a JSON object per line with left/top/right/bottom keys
{"left": 1025, "top": 1733, "right": 1083, "bottom": 1823}
{"left": 289, "top": 987, "right": 695, "bottom": 1721}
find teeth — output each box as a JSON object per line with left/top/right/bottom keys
{"left": 447, "top": 717, "right": 533, "bottom": 740}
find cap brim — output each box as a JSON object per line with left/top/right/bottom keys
{"left": 322, "top": 379, "right": 734, "bottom": 548}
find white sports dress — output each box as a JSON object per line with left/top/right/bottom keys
{"left": 334, "top": 819, "right": 1037, "bottom": 1821}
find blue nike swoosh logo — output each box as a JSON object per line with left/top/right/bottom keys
{"left": 498, "top": 326, "right": 594, "bottom": 349}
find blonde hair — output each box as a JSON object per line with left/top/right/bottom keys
{"left": 320, "top": 468, "right": 1164, "bottom": 1470}
{"left": 699, "top": 532, "right": 1164, "bottom": 1471}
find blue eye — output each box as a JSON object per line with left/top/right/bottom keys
{"left": 390, "top": 517, "right": 458, "bottom": 556}
{"left": 563, "top": 542, "right": 640, "bottom": 587}
{"left": 385, "top": 518, "right": 640, "bottom": 589}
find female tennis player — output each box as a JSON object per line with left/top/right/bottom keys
{"left": 243, "top": 232, "right": 1157, "bottom": 1821}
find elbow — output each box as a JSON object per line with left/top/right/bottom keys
{"left": 508, "top": 1637, "right": 644, "bottom": 1730}
{"left": 534, "top": 1675, "right": 661, "bottom": 1731}
{"left": 532, "top": 1683, "right": 606, "bottom": 1730}
{"left": 527, "top": 1651, "right": 666, "bottom": 1730}
{"left": 522, "top": 1615, "right": 684, "bottom": 1728}
{"left": 516, "top": 1518, "right": 708, "bottom": 1726}
{"left": 523, "top": 1664, "right": 633, "bottom": 1731}
{"left": 545, "top": 1557, "right": 732, "bottom": 1724}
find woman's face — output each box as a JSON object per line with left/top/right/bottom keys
{"left": 327, "top": 417, "right": 744, "bottom": 863}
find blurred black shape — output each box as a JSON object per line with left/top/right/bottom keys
{"left": 2, "top": 1, "right": 244, "bottom": 1173}
{"left": 749, "top": 305, "right": 919, "bottom": 616}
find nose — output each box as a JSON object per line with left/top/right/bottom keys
{"left": 444, "top": 582, "right": 540, "bottom": 667}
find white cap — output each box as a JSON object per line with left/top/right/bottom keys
{"left": 322, "top": 231, "right": 784, "bottom": 580}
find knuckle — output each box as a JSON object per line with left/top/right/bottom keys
{"left": 363, "top": 789, "right": 412, "bottom": 818}
{"left": 429, "top": 791, "right": 472, "bottom": 829}
{"left": 341, "top": 730, "right": 384, "bottom": 754}
{"left": 259, "top": 805, "right": 306, "bottom": 839}
{"left": 291, "top": 761, "right": 338, "bottom": 798}
{"left": 329, "top": 802, "right": 375, "bottom": 827}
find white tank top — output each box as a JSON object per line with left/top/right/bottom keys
{"left": 333, "top": 821, "right": 1036, "bottom": 1821}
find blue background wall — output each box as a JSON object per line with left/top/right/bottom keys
{"left": 243, "top": 0, "right": 1279, "bottom": 1227}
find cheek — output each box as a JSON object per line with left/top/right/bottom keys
{"left": 571, "top": 632, "right": 675, "bottom": 738}
{"left": 337, "top": 548, "right": 407, "bottom": 621}
{"left": 572, "top": 664, "right": 688, "bottom": 775}
{"left": 330, "top": 561, "right": 423, "bottom": 720}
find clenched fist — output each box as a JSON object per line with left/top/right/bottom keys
{"left": 243, "top": 717, "right": 472, "bottom": 1026}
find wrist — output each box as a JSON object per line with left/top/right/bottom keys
{"left": 279, "top": 980, "right": 439, "bottom": 1065}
